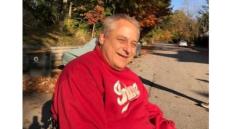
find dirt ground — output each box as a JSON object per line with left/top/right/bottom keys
{"left": 23, "top": 43, "right": 209, "bottom": 129}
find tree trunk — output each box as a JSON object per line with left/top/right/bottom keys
{"left": 68, "top": 2, "right": 73, "bottom": 18}
{"left": 91, "top": 24, "right": 95, "bottom": 38}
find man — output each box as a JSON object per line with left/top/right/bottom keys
{"left": 51, "top": 14, "right": 176, "bottom": 129}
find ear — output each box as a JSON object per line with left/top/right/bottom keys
{"left": 99, "top": 33, "right": 105, "bottom": 45}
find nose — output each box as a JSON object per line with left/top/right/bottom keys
{"left": 123, "top": 43, "right": 133, "bottom": 55}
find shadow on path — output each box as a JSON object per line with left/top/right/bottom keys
{"left": 28, "top": 116, "right": 41, "bottom": 129}
{"left": 27, "top": 100, "right": 52, "bottom": 129}
{"left": 41, "top": 100, "right": 52, "bottom": 129}
{"left": 193, "top": 90, "right": 209, "bottom": 98}
{"left": 196, "top": 78, "right": 209, "bottom": 83}
{"left": 152, "top": 50, "right": 208, "bottom": 64}
{"left": 139, "top": 76, "right": 208, "bottom": 109}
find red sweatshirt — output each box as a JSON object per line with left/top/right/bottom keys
{"left": 51, "top": 46, "right": 176, "bottom": 129}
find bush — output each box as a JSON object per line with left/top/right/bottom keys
{"left": 142, "top": 28, "right": 173, "bottom": 44}
{"left": 74, "top": 28, "right": 91, "bottom": 44}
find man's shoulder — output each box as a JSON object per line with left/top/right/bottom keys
{"left": 124, "top": 67, "right": 142, "bottom": 81}
{"left": 64, "top": 50, "right": 98, "bottom": 70}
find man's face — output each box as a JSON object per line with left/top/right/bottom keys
{"left": 99, "top": 19, "right": 139, "bottom": 71}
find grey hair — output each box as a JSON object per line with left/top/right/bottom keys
{"left": 102, "top": 14, "right": 140, "bottom": 36}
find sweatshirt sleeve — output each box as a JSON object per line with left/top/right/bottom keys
{"left": 139, "top": 80, "right": 176, "bottom": 129}
{"left": 52, "top": 63, "right": 106, "bottom": 129}
{"left": 146, "top": 102, "right": 176, "bottom": 129}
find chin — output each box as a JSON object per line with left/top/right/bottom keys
{"left": 117, "top": 64, "right": 127, "bottom": 70}
{"left": 114, "top": 58, "right": 130, "bottom": 69}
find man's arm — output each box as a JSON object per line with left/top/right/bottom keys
{"left": 139, "top": 81, "right": 176, "bottom": 129}
{"left": 146, "top": 102, "right": 176, "bottom": 129}
{"left": 51, "top": 63, "right": 106, "bottom": 129}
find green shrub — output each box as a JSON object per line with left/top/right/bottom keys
{"left": 142, "top": 28, "right": 173, "bottom": 44}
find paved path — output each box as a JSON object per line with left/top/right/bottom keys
{"left": 129, "top": 43, "right": 209, "bottom": 129}
{"left": 23, "top": 43, "right": 209, "bottom": 129}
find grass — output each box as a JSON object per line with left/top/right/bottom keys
{"left": 23, "top": 22, "right": 91, "bottom": 50}
{"left": 23, "top": 70, "right": 61, "bottom": 94}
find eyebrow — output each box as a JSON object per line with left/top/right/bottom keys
{"left": 117, "top": 35, "right": 127, "bottom": 39}
{"left": 116, "top": 35, "right": 138, "bottom": 43}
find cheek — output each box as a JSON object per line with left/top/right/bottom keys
{"left": 128, "top": 48, "right": 136, "bottom": 57}
{"left": 103, "top": 43, "right": 117, "bottom": 61}
{"left": 131, "top": 48, "right": 136, "bottom": 54}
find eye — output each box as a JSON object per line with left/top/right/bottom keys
{"left": 131, "top": 42, "right": 137, "bottom": 48}
{"left": 117, "top": 37, "right": 127, "bottom": 44}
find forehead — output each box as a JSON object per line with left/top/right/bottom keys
{"left": 109, "top": 20, "right": 139, "bottom": 40}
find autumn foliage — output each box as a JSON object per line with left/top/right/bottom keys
{"left": 140, "top": 15, "right": 158, "bottom": 27}
{"left": 84, "top": 5, "right": 105, "bottom": 25}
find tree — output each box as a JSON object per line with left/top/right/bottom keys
{"left": 195, "top": 0, "right": 209, "bottom": 47}
{"left": 23, "top": 0, "right": 64, "bottom": 26}
{"left": 166, "top": 10, "right": 199, "bottom": 44}
{"left": 111, "top": 0, "right": 172, "bottom": 28}
{"left": 24, "top": 0, "right": 173, "bottom": 43}
{"left": 197, "top": 0, "right": 209, "bottom": 34}
{"left": 84, "top": 5, "right": 105, "bottom": 38}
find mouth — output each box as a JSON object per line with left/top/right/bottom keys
{"left": 117, "top": 52, "right": 129, "bottom": 59}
